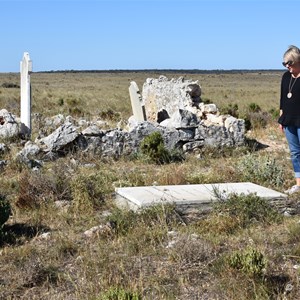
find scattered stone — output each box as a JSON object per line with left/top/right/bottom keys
{"left": 32, "top": 232, "right": 51, "bottom": 242}
{"left": 83, "top": 223, "right": 113, "bottom": 238}
{"left": 0, "top": 109, "right": 20, "bottom": 138}
{"left": 0, "top": 143, "right": 8, "bottom": 153}
{"left": 36, "top": 121, "right": 83, "bottom": 154}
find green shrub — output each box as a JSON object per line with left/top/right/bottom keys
{"left": 236, "top": 153, "right": 285, "bottom": 188}
{"left": 228, "top": 247, "right": 266, "bottom": 277}
{"left": 241, "top": 103, "right": 271, "bottom": 130}
{"left": 99, "top": 287, "right": 141, "bottom": 300}
{"left": 138, "top": 203, "right": 181, "bottom": 228}
{"left": 106, "top": 208, "right": 137, "bottom": 236}
{"left": 248, "top": 102, "right": 261, "bottom": 113}
{"left": 107, "top": 204, "right": 180, "bottom": 237}
{"left": 139, "top": 131, "right": 171, "bottom": 164}
{"left": 16, "top": 168, "right": 72, "bottom": 208}
{"left": 286, "top": 222, "right": 300, "bottom": 244}
{"left": 71, "top": 172, "right": 115, "bottom": 211}
{"left": 57, "top": 97, "right": 64, "bottom": 106}
{"left": 245, "top": 111, "right": 270, "bottom": 130}
{"left": 269, "top": 108, "right": 280, "bottom": 120}
{"left": 214, "top": 193, "right": 282, "bottom": 228}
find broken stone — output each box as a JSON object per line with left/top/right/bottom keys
{"left": 142, "top": 76, "right": 202, "bottom": 123}
{"left": 0, "top": 109, "right": 20, "bottom": 138}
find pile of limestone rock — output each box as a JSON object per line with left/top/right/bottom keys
{"left": 0, "top": 76, "right": 245, "bottom": 167}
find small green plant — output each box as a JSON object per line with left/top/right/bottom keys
{"left": 248, "top": 102, "right": 261, "bottom": 113}
{"left": 71, "top": 171, "right": 115, "bottom": 212}
{"left": 105, "top": 208, "right": 137, "bottom": 236}
{"left": 214, "top": 193, "right": 282, "bottom": 228}
{"left": 57, "top": 97, "right": 64, "bottom": 106}
{"left": 107, "top": 204, "right": 179, "bottom": 237}
{"left": 236, "top": 153, "right": 285, "bottom": 188}
{"left": 16, "top": 168, "right": 72, "bottom": 208}
{"left": 286, "top": 222, "right": 300, "bottom": 244}
{"left": 139, "top": 131, "right": 171, "bottom": 164}
{"left": 241, "top": 103, "right": 270, "bottom": 130}
{"left": 228, "top": 247, "right": 266, "bottom": 277}
{"left": 99, "top": 287, "right": 141, "bottom": 300}
{"left": 269, "top": 108, "right": 280, "bottom": 119}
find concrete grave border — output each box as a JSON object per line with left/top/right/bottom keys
{"left": 115, "top": 182, "right": 287, "bottom": 211}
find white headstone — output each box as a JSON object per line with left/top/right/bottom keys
{"left": 20, "top": 52, "right": 32, "bottom": 136}
{"left": 129, "top": 81, "right": 146, "bottom": 122}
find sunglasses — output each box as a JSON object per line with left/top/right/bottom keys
{"left": 282, "top": 60, "right": 295, "bottom": 67}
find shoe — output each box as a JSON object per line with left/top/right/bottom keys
{"left": 284, "top": 185, "right": 300, "bottom": 195}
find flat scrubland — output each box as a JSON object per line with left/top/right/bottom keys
{"left": 0, "top": 70, "right": 300, "bottom": 299}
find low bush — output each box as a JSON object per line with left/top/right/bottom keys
{"left": 213, "top": 193, "right": 282, "bottom": 229}
{"left": 227, "top": 247, "right": 266, "bottom": 277}
{"left": 70, "top": 171, "right": 115, "bottom": 212}
{"left": 106, "top": 204, "right": 181, "bottom": 237}
{"left": 139, "top": 131, "right": 184, "bottom": 164}
{"left": 248, "top": 102, "right": 261, "bottom": 113}
{"left": 16, "top": 167, "right": 72, "bottom": 208}
{"left": 236, "top": 153, "right": 285, "bottom": 188}
{"left": 139, "top": 131, "right": 171, "bottom": 164}
{"left": 245, "top": 111, "right": 270, "bottom": 130}
{"left": 99, "top": 287, "right": 141, "bottom": 300}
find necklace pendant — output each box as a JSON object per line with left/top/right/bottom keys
{"left": 288, "top": 92, "right": 292, "bottom": 98}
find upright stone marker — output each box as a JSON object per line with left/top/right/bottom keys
{"left": 129, "top": 81, "right": 146, "bottom": 122}
{"left": 20, "top": 52, "right": 32, "bottom": 136}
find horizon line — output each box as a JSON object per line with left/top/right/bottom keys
{"left": 0, "top": 68, "right": 284, "bottom": 74}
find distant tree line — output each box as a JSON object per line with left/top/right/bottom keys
{"left": 36, "top": 69, "right": 283, "bottom": 74}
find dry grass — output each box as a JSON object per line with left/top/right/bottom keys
{"left": 0, "top": 70, "right": 300, "bottom": 299}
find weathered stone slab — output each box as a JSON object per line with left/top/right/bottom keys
{"left": 115, "top": 182, "right": 287, "bottom": 211}
{"left": 129, "top": 81, "right": 146, "bottom": 122}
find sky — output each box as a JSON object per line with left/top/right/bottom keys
{"left": 0, "top": 0, "right": 299, "bottom": 72}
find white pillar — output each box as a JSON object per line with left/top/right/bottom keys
{"left": 129, "top": 81, "right": 146, "bottom": 122}
{"left": 20, "top": 52, "right": 32, "bottom": 136}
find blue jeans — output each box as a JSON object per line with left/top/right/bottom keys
{"left": 284, "top": 126, "right": 300, "bottom": 178}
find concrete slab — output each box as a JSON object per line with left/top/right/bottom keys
{"left": 115, "top": 182, "right": 287, "bottom": 211}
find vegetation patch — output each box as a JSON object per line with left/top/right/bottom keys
{"left": 236, "top": 153, "right": 285, "bottom": 188}
{"left": 99, "top": 287, "right": 141, "bottom": 300}
{"left": 227, "top": 247, "right": 266, "bottom": 277}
